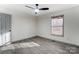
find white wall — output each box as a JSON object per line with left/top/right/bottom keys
{"left": 0, "top": 9, "right": 37, "bottom": 42}
{"left": 37, "top": 6, "right": 79, "bottom": 46}
{"left": 1, "top": 5, "right": 79, "bottom": 46}
{"left": 12, "top": 14, "right": 36, "bottom": 42}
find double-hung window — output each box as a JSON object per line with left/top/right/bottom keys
{"left": 51, "top": 15, "right": 64, "bottom": 36}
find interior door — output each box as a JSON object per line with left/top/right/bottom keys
{"left": 0, "top": 13, "right": 11, "bottom": 46}
{"left": 5, "top": 15, "right": 11, "bottom": 44}
{"left": 1, "top": 14, "right": 6, "bottom": 45}
{"left": 0, "top": 15, "right": 2, "bottom": 46}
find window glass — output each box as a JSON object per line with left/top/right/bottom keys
{"left": 51, "top": 15, "right": 64, "bottom": 36}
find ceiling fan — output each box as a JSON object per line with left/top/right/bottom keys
{"left": 25, "top": 4, "right": 49, "bottom": 14}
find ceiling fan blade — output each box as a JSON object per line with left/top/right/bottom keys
{"left": 39, "top": 8, "right": 49, "bottom": 10}
{"left": 25, "top": 5, "right": 35, "bottom": 9}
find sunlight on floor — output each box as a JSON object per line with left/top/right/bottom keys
{"left": 1, "top": 42, "right": 40, "bottom": 51}
{"left": 0, "top": 32, "right": 10, "bottom": 46}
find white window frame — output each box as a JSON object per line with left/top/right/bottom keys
{"left": 51, "top": 15, "right": 64, "bottom": 36}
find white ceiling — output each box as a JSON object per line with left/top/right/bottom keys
{"left": 0, "top": 4, "right": 79, "bottom": 16}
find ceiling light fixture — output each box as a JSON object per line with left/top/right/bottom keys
{"left": 35, "top": 9, "right": 39, "bottom": 14}
{"left": 25, "top": 4, "right": 49, "bottom": 14}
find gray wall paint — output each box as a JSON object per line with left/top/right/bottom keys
{"left": 37, "top": 6, "right": 79, "bottom": 46}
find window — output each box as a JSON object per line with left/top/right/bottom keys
{"left": 51, "top": 15, "right": 64, "bottom": 36}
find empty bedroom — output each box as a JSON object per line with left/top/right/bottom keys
{"left": 0, "top": 4, "right": 79, "bottom": 54}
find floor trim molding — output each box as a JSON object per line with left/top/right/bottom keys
{"left": 11, "top": 36, "right": 38, "bottom": 44}
{"left": 11, "top": 35, "right": 79, "bottom": 48}
{"left": 37, "top": 36, "right": 79, "bottom": 48}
